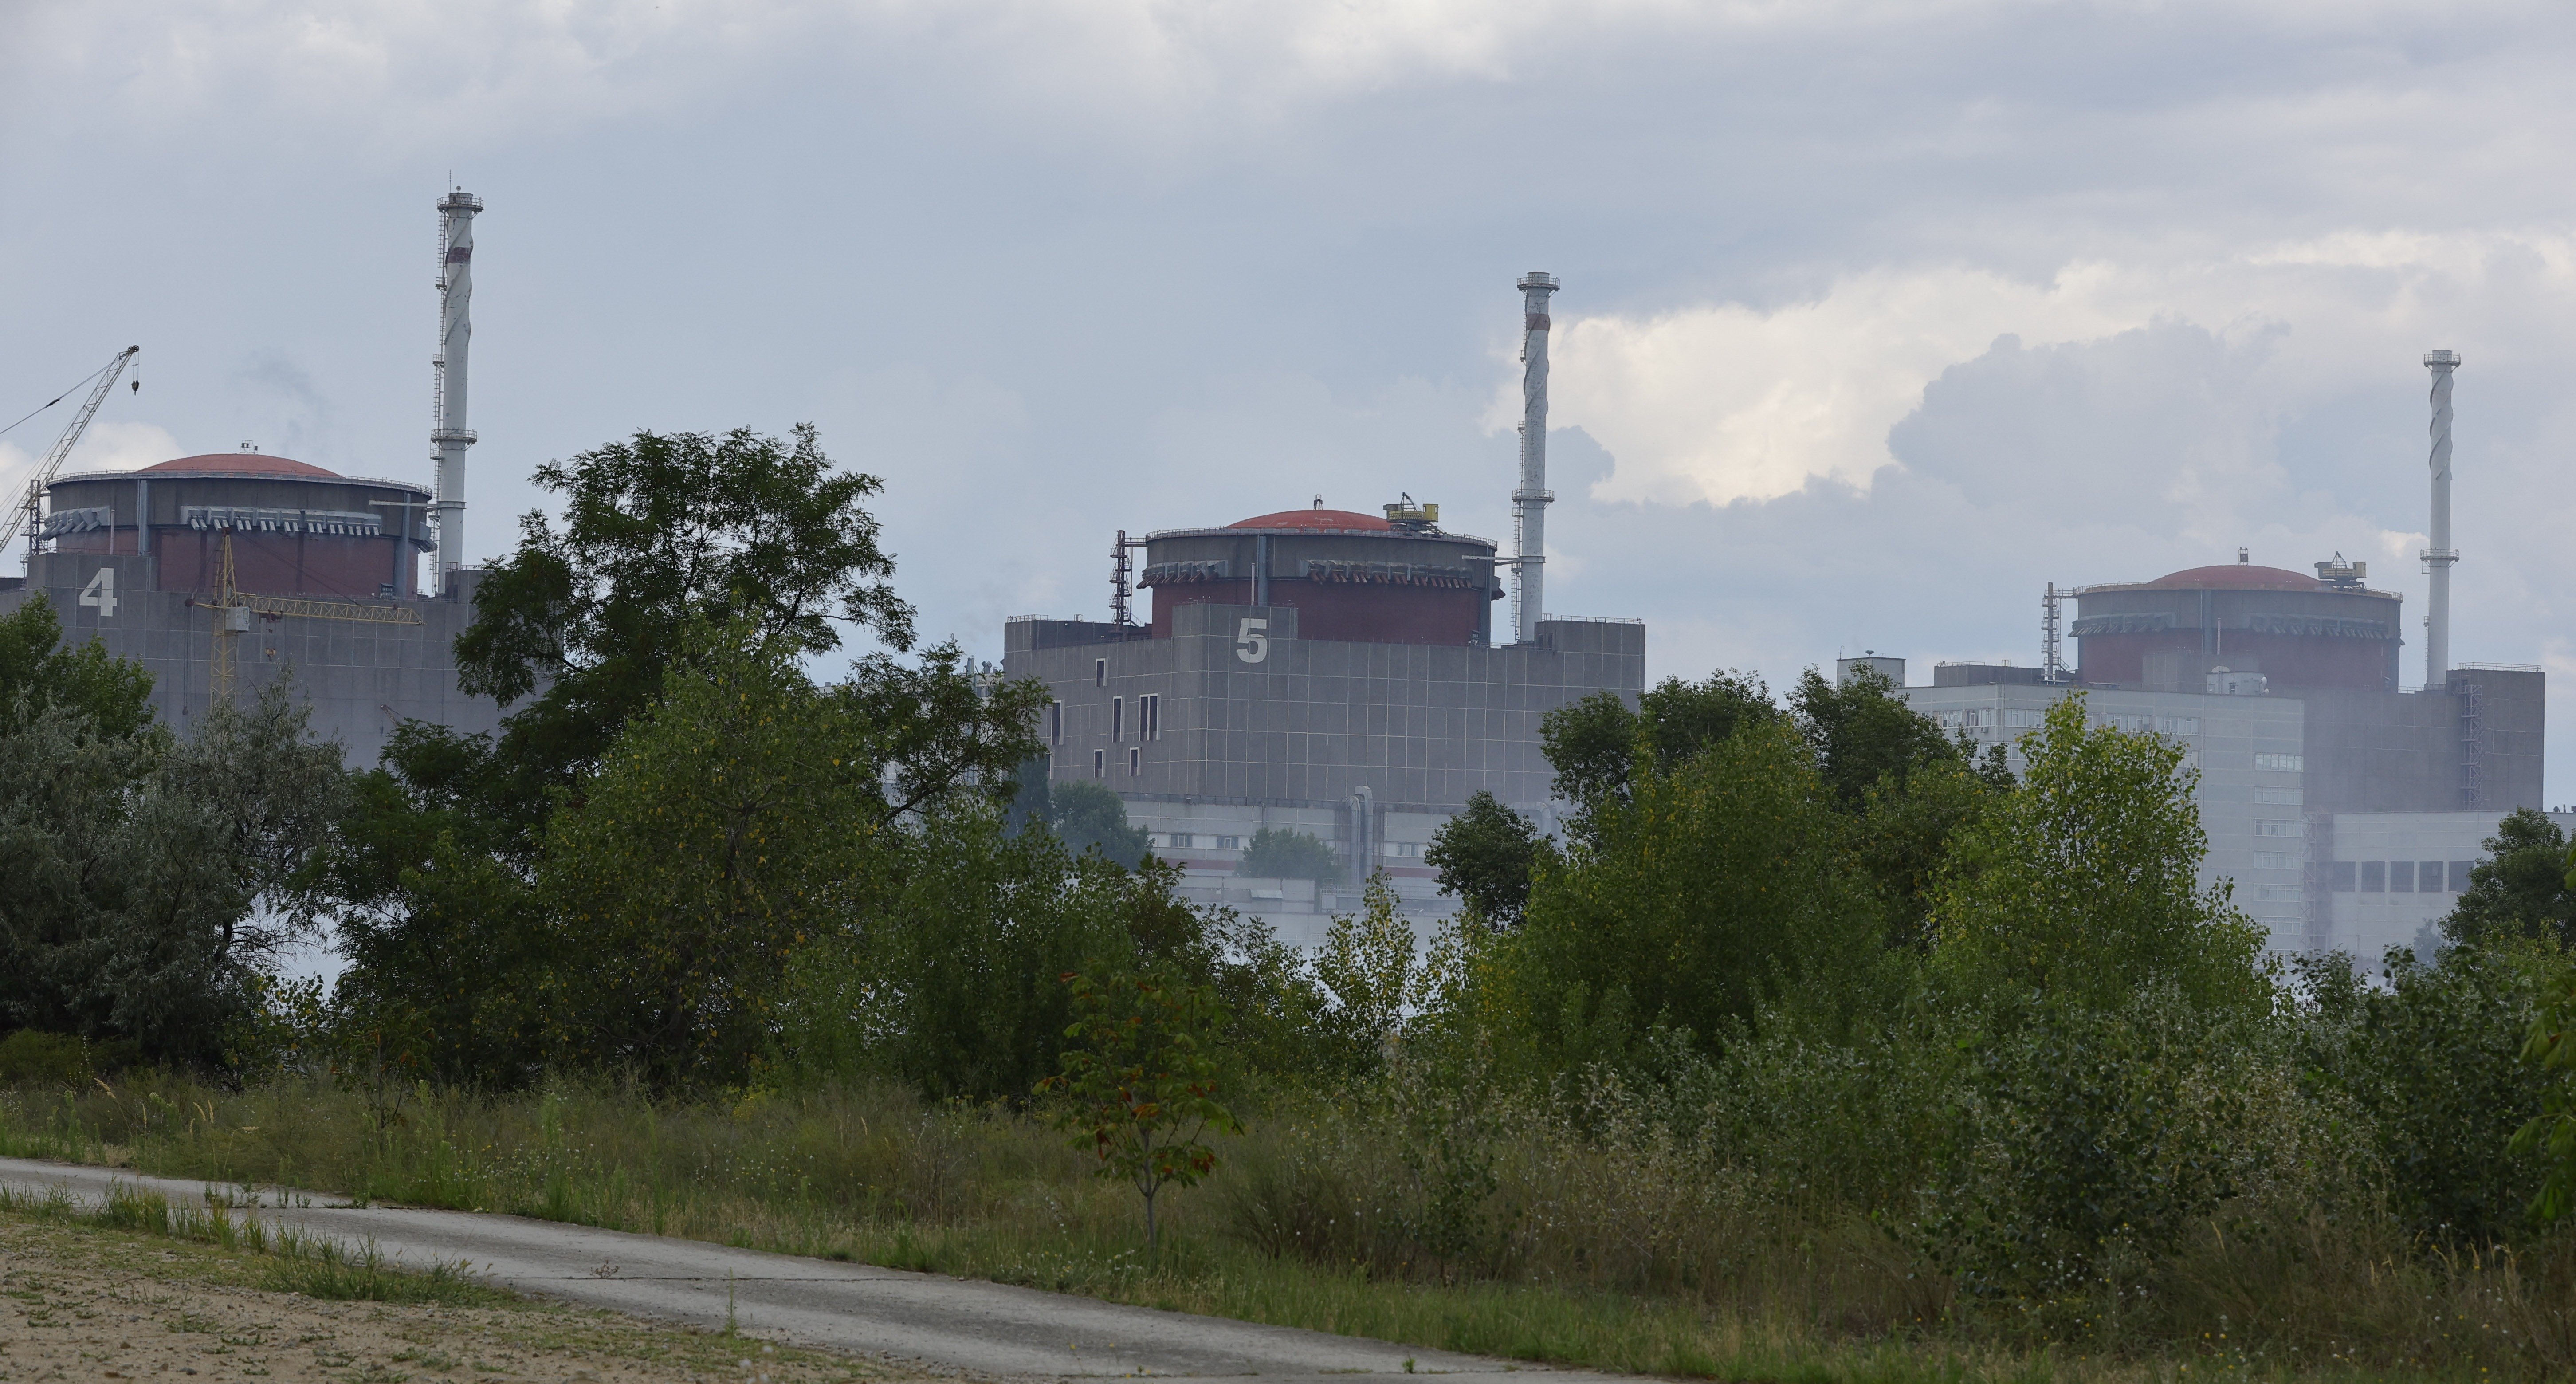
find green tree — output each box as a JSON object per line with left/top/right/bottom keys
{"left": 1049, "top": 778, "right": 1150, "bottom": 869}
{"left": 1787, "top": 663, "right": 1962, "bottom": 808}
{"left": 1927, "top": 694, "right": 2268, "bottom": 1020}
{"left": 1540, "top": 671, "right": 1776, "bottom": 821}
{"left": 1423, "top": 790, "right": 1548, "bottom": 928}
{"left": 1312, "top": 873, "right": 1419, "bottom": 1075}
{"left": 452, "top": 423, "right": 916, "bottom": 845}
{"left": 2443, "top": 808, "right": 2575, "bottom": 948}
{"left": 1041, "top": 967, "right": 1244, "bottom": 1248}
{"left": 1490, "top": 720, "right": 1880, "bottom": 1071}
{"left": 0, "top": 594, "right": 153, "bottom": 737}
{"left": 2514, "top": 948, "right": 2576, "bottom": 1222}
{"left": 1237, "top": 827, "right": 1337, "bottom": 881}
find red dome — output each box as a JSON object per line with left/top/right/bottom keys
{"left": 140, "top": 452, "right": 340, "bottom": 478}
{"left": 2144, "top": 563, "right": 2322, "bottom": 591}
{"left": 1227, "top": 507, "right": 1393, "bottom": 532}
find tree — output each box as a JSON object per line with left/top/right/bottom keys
{"left": 2443, "top": 808, "right": 2576, "bottom": 948}
{"left": 1237, "top": 827, "right": 1337, "bottom": 881}
{"left": 1787, "top": 663, "right": 1964, "bottom": 808}
{"left": 1423, "top": 790, "right": 1547, "bottom": 927}
{"left": 0, "top": 594, "right": 153, "bottom": 738}
{"left": 1926, "top": 694, "right": 2269, "bottom": 1021}
{"left": 1541, "top": 671, "right": 1776, "bottom": 824}
{"left": 1489, "top": 720, "right": 1880, "bottom": 1071}
{"left": 1049, "top": 778, "right": 1150, "bottom": 869}
{"left": 451, "top": 424, "right": 916, "bottom": 844}
{"left": 1041, "top": 967, "right": 1243, "bottom": 1248}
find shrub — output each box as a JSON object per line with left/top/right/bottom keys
{"left": 0, "top": 1030, "right": 91, "bottom": 1087}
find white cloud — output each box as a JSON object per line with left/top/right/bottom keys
{"left": 1532, "top": 230, "right": 2576, "bottom": 509}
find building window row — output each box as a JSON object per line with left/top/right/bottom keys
{"left": 1150, "top": 833, "right": 1249, "bottom": 851}
{"left": 2254, "top": 752, "right": 2303, "bottom": 772}
{"left": 2332, "top": 860, "right": 2473, "bottom": 894}
{"left": 2254, "top": 786, "right": 2303, "bottom": 806}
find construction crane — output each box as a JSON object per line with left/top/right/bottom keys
{"left": 192, "top": 532, "right": 424, "bottom": 702}
{"left": 6, "top": 345, "right": 140, "bottom": 569}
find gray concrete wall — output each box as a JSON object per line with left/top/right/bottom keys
{"left": 4, "top": 549, "right": 508, "bottom": 768}
{"left": 2303, "top": 668, "right": 2543, "bottom": 816}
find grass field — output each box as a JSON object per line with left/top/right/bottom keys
{"left": 1, "top": 1072, "right": 2561, "bottom": 1384}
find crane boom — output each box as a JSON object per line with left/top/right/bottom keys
{"left": 8, "top": 345, "right": 140, "bottom": 565}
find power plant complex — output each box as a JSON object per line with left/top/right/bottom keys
{"left": 2, "top": 218, "right": 2551, "bottom": 962}
{"left": 0, "top": 192, "right": 507, "bottom": 766}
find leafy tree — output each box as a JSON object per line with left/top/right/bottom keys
{"left": 0, "top": 681, "right": 344, "bottom": 1069}
{"left": 1041, "top": 967, "right": 1244, "bottom": 1248}
{"left": 1490, "top": 720, "right": 1880, "bottom": 1070}
{"left": 0, "top": 594, "right": 153, "bottom": 738}
{"left": 2444, "top": 808, "right": 2576, "bottom": 948}
{"left": 1423, "top": 790, "right": 1548, "bottom": 928}
{"left": 1049, "top": 778, "right": 1150, "bottom": 869}
{"left": 1787, "top": 664, "right": 1967, "bottom": 808}
{"left": 2514, "top": 951, "right": 2576, "bottom": 1223}
{"left": 1540, "top": 671, "right": 1776, "bottom": 818}
{"left": 1312, "top": 873, "right": 1419, "bottom": 1075}
{"left": 451, "top": 424, "right": 916, "bottom": 844}
{"left": 1927, "top": 694, "right": 2268, "bottom": 1021}
{"left": 1237, "top": 827, "right": 1337, "bottom": 882}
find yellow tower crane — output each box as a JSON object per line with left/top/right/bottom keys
{"left": 194, "top": 531, "right": 424, "bottom": 702}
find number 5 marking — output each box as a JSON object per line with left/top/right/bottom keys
{"left": 1235, "top": 617, "right": 1268, "bottom": 664}
{"left": 79, "top": 566, "right": 117, "bottom": 618}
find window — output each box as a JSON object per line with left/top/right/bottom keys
{"left": 2332, "top": 861, "right": 2358, "bottom": 892}
{"left": 2156, "top": 716, "right": 2201, "bottom": 735}
{"left": 2254, "top": 787, "right": 2303, "bottom": 805}
{"left": 2421, "top": 861, "right": 2447, "bottom": 895}
{"left": 2361, "top": 860, "right": 2385, "bottom": 892}
{"left": 1095, "top": 658, "right": 1107, "bottom": 687}
{"left": 2449, "top": 861, "right": 2475, "bottom": 893}
{"left": 2101, "top": 712, "right": 2153, "bottom": 733}
{"left": 2254, "top": 819, "right": 2305, "bottom": 838}
{"left": 1112, "top": 696, "right": 1123, "bottom": 742}
{"left": 2253, "top": 851, "right": 2301, "bottom": 870}
{"left": 1129, "top": 746, "right": 1141, "bottom": 776}
{"left": 2254, "top": 753, "right": 2303, "bottom": 772}
{"left": 1142, "top": 693, "right": 1162, "bottom": 741}
{"left": 1092, "top": 749, "right": 1105, "bottom": 778}
{"left": 1217, "top": 835, "right": 1244, "bottom": 850}
{"left": 1385, "top": 841, "right": 1423, "bottom": 858}
{"left": 2003, "top": 708, "right": 2046, "bottom": 729}
{"left": 1048, "top": 700, "right": 1063, "bottom": 745}
{"left": 2390, "top": 861, "right": 2415, "bottom": 893}
{"left": 2251, "top": 885, "right": 2303, "bottom": 903}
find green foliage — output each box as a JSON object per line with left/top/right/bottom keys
{"left": 450, "top": 423, "right": 916, "bottom": 844}
{"left": 1041, "top": 967, "right": 1244, "bottom": 1246}
{"left": 0, "top": 593, "right": 154, "bottom": 738}
{"left": 1048, "top": 777, "right": 1150, "bottom": 869}
{"left": 1787, "top": 663, "right": 1963, "bottom": 808}
{"left": 2512, "top": 951, "right": 2576, "bottom": 1223}
{"left": 0, "top": 1030, "right": 90, "bottom": 1087}
{"left": 1311, "top": 874, "right": 1420, "bottom": 1076}
{"left": 0, "top": 680, "right": 344, "bottom": 1069}
{"left": 2445, "top": 807, "right": 2576, "bottom": 948}
{"left": 1490, "top": 720, "right": 1880, "bottom": 1071}
{"left": 1927, "top": 693, "right": 2269, "bottom": 1021}
{"left": 1539, "top": 671, "right": 1776, "bottom": 823}
{"left": 1422, "top": 790, "right": 1548, "bottom": 927}
{"left": 2300, "top": 944, "right": 2552, "bottom": 1240}
{"left": 1236, "top": 826, "right": 1338, "bottom": 882}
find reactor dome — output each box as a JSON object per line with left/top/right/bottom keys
{"left": 44, "top": 452, "right": 436, "bottom": 602}
{"left": 1141, "top": 499, "right": 1502, "bottom": 645}
{"left": 2072, "top": 556, "right": 2403, "bottom": 692}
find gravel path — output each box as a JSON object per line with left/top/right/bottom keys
{"left": 0, "top": 1157, "right": 1608, "bottom": 1383}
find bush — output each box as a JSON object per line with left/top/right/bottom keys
{"left": 1236, "top": 828, "right": 1337, "bottom": 882}
{"left": 0, "top": 1030, "right": 90, "bottom": 1087}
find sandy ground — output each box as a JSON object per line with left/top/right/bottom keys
{"left": 0, "top": 1211, "right": 918, "bottom": 1384}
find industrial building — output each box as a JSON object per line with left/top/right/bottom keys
{"left": 1004, "top": 274, "right": 1646, "bottom": 942}
{"left": 0, "top": 191, "right": 506, "bottom": 765}
{"left": 1894, "top": 349, "right": 2548, "bottom": 960}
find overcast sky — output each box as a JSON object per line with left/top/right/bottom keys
{"left": 5, "top": 0, "right": 2573, "bottom": 798}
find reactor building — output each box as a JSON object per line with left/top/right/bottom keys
{"left": 1003, "top": 273, "right": 1646, "bottom": 942}
{"left": 1892, "top": 348, "right": 2547, "bottom": 962}
{"left": 0, "top": 190, "right": 508, "bottom": 766}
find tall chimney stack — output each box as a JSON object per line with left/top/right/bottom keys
{"left": 1512, "top": 271, "right": 1559, "bottom": 644}
{"left": 432, "top": 189, "right": 483, "bottom": 594}
{"left": 2422, "top": 349, "right": 2460, "bottom": 690}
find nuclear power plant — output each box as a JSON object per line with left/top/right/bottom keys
{"left": 1003, "top": 273, "right": 1644, "bottom": 942}
{"left": 1894, "top": 348, "right": 2551, "bottom": 963}
{"left": 0, "top": 191, "right": 507, "bottom": 766}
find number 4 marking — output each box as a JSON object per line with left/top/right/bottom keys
{"left": 78, "top": 566, "right": 117, "bottom": 618}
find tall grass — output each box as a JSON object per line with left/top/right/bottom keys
{"left": 2, "top": 1071, "right": 2569, "bottom": 1381}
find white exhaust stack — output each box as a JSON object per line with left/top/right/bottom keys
{"left": 1512, "top": 271, "right": 1559, "bottom": 644}
{"left": 2422, "top": 349, "right": 2459, "bottom": 690}
{"left": 432, "top": 189, "right": 483, "bottom": 594}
